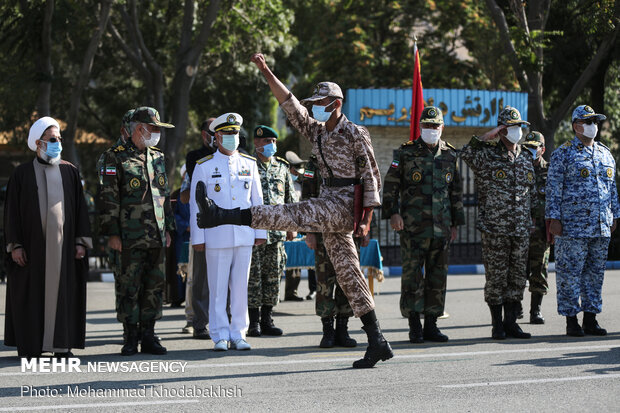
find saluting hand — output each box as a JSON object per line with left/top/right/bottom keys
{"left": 250, "top": 53, "right": 268, "bottom": 72}
{"left": 478, "top": 125, "right": 506, "bottom": 142}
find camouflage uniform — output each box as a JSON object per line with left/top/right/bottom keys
{"left": 546, "top": 106, "right": 620, "bottom": 318}
{"left": 460, "top": 108, "right": 536, "bottom": 306}
{"left": 249, "top": 94, "right": 381, "bottom": 318}
{"left": 302, "top": 155, "right": 354, "bottom": 318}
{"left": 382, "top": 113, "right": 464, "bottom": 318}
{"left": 248, "top": 155, "right": 297, "bottom": 308}
{"left": 97, "top": 131, "right": 175, "bottom": 325}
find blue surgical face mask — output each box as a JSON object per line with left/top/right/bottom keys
{"left": 291, "top": 174, "right": 298, "bottom": 182}
{"left": 526, "top": 146, "right": 538, "bottom": 159}
{"left": 312, "top": 103, "right": 334, "bottom": 122}
{"left": 221, "top": 134, "right": 239, "bottom": 152}
{"left": 44, "top": 141, "right": 62, "bottom": 158}
{"left": 260, "top": 142, "right": 277, "bottom": 158}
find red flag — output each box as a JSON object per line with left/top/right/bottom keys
{"left": 409, "top": 42, "right": 424, "bottom": 141}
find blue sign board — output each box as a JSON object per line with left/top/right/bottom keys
{"left": 343, "top": 88, "right": 528, "bottom": 128}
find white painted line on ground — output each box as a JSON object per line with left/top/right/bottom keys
{"left": 0, "top": 399, "right": 199, "bottom": 411}
{"left": 440, "top": 373, "right": 620, "bottom": 388}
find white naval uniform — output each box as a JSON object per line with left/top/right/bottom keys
{"left": 190, "top": 150, "right": 267, "bottom": 343}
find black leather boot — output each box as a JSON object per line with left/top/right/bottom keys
{"left": 529, "top": 293, "right": 545, "bottom": 324}
{"left": 320, "top": 317, "right": 335, "bottom": 348}
{"left": 352, "top": 321, "right": 394, "bottom": 369}
{"left": 335, "top": 317, "right": 357, "bottom": 347}
{"left": 583, "top": 312, "right": 607, "bottom": 336}
{"left": 566, "top": 315, "right": 585, "bottom": 336}
{"left": 503, "top": 302, "right": 531, "bottom": 339}
{"left": 260, "top": 305, "right": 283, "bottom": 336}
{"left": 195, "top": 181, "right": 251, "bottom": 228}
{"left": 489, "top": 304, "right": 506, "bottom": 340}
{"left": 408, "top": 313, "right": 424, "bottom": 343}
{"left": 141, "top": 321, "right": 167, "bottom": 355}
{"left": 121, "top": 323, "right": 139, "bottom": 356}
{"left": 247, "top": 308, "right": 261, "bottom": 337}
{"left": 423, "top": 314, "right": 449, "bottom": 342}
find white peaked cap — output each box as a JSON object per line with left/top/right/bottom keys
{"left": 28, "top": 116, "right": 60, "bottom": 151}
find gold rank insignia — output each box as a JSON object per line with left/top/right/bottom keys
{"left": 607, "top": 168, "right": 613, "bottom": 178}
{"left": 527, "top": 172, "right": 533, "bottom": 183}
{"left": 158, "top": 175, "right": 165, "bottom": 186}
{"left": 214, "top": 184, "right": 221, "bottom": 192}
{"left": 130, "top": 177, "right": 141, "bottom": 189}
{"left": 445, "top": 172, "right": 453, "bottom": 183}
{"left": 412, "top": 171, "right": 422, "bottom": 182}
{"left": 495, "top": 170, "right": 506, "bottom": 179}
{"left": 580, "top": 168, "right": 590, "bottom": 178}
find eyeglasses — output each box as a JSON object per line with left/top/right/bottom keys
{"left": 45, "top": 137, "right": 63, "bottom": 143}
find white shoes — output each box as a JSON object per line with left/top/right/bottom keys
{"left": 213, "top": 340, "right": 228, "bottom": 351}
{"left": 230, "top": 339, "right": 251, "bottom": 351}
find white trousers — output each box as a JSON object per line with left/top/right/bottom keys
{"left": 205, "top": 246, "right": 252, "bottom": 343}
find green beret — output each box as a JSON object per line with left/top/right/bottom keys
{"left": 254, "top": 125, "right": 278, "bottom": 139}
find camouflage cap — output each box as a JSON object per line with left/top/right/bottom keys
{"left": 121, "top": 109, "right": 135, "bottom": 130}
{"left": 131, "top": 106, "right": 174, "bottom": 128}
{"left": 572, "top": 104, "right": 606, "bottom": 123}
{"left": 497, "top": 106, "right": 530, "bottom": 127}
{"left": 300, "top": 81, "right": 344, "bottom": 103}
{"left": 420, "top": 106, "right": 444, "bottom": 125}
{"left": 523, "top": 131, "right": 545, "bottom": 148}
{"left": 254, "top": 125, "right": 278, "bottom": 139}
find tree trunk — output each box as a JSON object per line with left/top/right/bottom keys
{"left": 63, "top": 0, "right": 112, "bottom": 167}
{"left": 34, "top": 0, "right": 54, "bottom": 117}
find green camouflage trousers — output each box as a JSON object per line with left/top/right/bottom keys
{"left": 315, "top": 234, "right": 354, "bottom": 318}
{"left": 400, "top": 232, "right": 450, "bottom": 318}
{"left": 248, "top": 242, "right": 286, "bottom": 308}
{"left": 481, "top": 232, "right": 529, "bottom": 305}
{"left": 527, "top": 227, "right": 550, "bottom": 294}
{"left": 114, "top": 248, "right": 165, "bottom": 324}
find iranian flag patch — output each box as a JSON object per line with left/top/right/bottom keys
{"left": 304, "top": 170, "right": 315, "bottom": 178}
{"left": 390, "top": 160, "right": 399, "bottom": 168}
{"left": 105, "top": 166, "right": 116, "bottom": 176}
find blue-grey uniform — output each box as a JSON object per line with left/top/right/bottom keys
{"left": 190, "top": 146, "right": 267, "bottom": 345}
{"left": 546, "top": 129, "right": 620, "bottom": 316}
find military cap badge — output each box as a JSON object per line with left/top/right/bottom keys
{"left": 580, "top": 168, "right": 590, "bottom": 178}
{"left": 510, "top": 110, "right": 519, "bottom": 119}
{"left": 227, "top": 114, "right": 236, "bottom": 124}
{"left": 256, "top": 128, "right": 263, "bottom": 137}
{"left": 495, "top": 170, "right": 506, "bottom": 179}
{"left": 585, "top": 106, "right": 594, "bottom": 113}
{"left": 412, "top": 171, "right": 422, "bottom": 182}
{"left": 428, "top": 108, "right": 437, "bottom": 117}
{"left": 215, "top": 183, "right": 221, "bottom": 192}
{"left": 130, "top": 177, "right": 141, "bottom": 189}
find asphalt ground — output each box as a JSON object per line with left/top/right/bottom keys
{"left": 1, "top": 271, "right": 619, "bottom": 412}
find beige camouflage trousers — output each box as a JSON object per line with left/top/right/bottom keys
{"left": 251, "top": 187, "right": 375, "bottom": 317}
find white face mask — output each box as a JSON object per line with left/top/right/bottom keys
{"left": 142, "top": 129, "right": 161, "bottom": 147}
{"left": 580, "top": 123, "right": 598, "bottom": 139}
{"left": 505, "top": 126, "right": 522, "bottom": 144}
{"left": 420, "top": 128, "right": 441, "bottom": 145}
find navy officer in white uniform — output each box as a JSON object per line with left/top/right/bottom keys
{"left": 190, "top": 112, "right": 267, "bottom": 351}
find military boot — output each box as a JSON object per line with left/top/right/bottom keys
{"left": 195, "top": 181, "right": 251, "bottom": 228}
{"left": 247, "top": 308, "right": 261, "bottom": 337}
{"left": 121, "top": 323, "right": 139, "bottom": 356}
{"left": 352, "top": 321, "right": 394, "bottom": 369}
{"left": 408, "top": 313, "right": 424, "bottom": 343}
{"left": 423, "top": 314, "right": 449, "bottom": 342}
{"left": 583, "top": 312, "right": 607, "bottom": 336}
{"left": 320, "top": 317, "right": 335, "bottom": 348}
{"left": 260, "top": 305, "right": 283, "bottom": 336}
{"left": 489, "top": 304, "right": 506, "bottom": 340}
{"left": 503, "top": 302, "right": 531, "bottom": 339}
{"left": 566, "top": 315, "right": 585, "bottom": 337}
{"left": 141, "top": 321, "right": 167, "bottom": 355}
{"left": 529, "top": 293, "right": 545, "bottom": 324}
{"left": 335, "top": 316, "right": 357, "bottom": 347}
{"left": 284, "top": 271, "right": 304, "bottom": 301}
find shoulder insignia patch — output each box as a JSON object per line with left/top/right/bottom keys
{"left": 607, "top": 168, "right": 613, "bottom": 178}
{"left": 412, "top": 171, "right": 422, "bottom": 182}
{"left": 113, "top": 145, "right": 125, "bottom": 153}
{"left": 304, "top": 170, "right": 315, "bottom": 179}
{"left": 580, "top": 168, "right": 590, "bottom": 178}
{"left": 390, "top": 159, "right": 399, "bottom": 168}
{"left": 495, "top": 170, "right": 507, "bottom": 180}
{"left": 445, "top": 172, "right": 453, "bottom": 183}
{"left": 196, "top": 154, "right": 214, "bottom": 165}
{"left": 240, "top": 153, "right": 257, "bottom": 161}
{"left": 356, "top": 156, "right": 367, "bottom": 168}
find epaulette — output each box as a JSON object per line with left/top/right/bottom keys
{"left": 113, "top": 145, "right": 126, "bottom": 153}
{"left": 402, "top": 140, "right": 414, "bottom": 147}
{"left": 275, "top": 156, "right": 289, "bottom": 165}
{"left": 445, "top": 142, "right": 456, "bottom": 150}
{"left": 597, "top": 141, "right": 610, "bottom": 151}
{"left": 240, "top": 153, "right": 256, "bottom": 161}
{"left": 196, "top": 154, "right": 214, "bottom": 165}
{"left": 150, "top": 146, "right": 162, "bottom": 152}
{"left": 560, "top": 141, "right": 572, "bottom": 149}
{"left": 486, "top": 140, "right": 497, "bottom": 146}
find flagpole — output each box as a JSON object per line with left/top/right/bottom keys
{"left": 409, "top": 34, "right": 424, "bottom": 141}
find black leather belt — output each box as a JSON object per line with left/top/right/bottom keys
{"left": 322, "top": 177, "right": 361, "bottom": 187}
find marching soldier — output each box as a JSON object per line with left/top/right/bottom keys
{"left": 189, "top": 113, "right": 267, "bottom": 351}
{"left": 522, "top": 131, "right": 549, "bottom": 324}
{"left": 460, "top": 106, "right": 535, "bottom": 340}
{"left": 98, "top": 107, "right": 175, "bottom": 356}
{"left": 382, "top": 106, "right": 464, "bottom": 343}
{"left": 247, "top": 125, "right": 298, "bottom": 337}
{"left": 195, "top": 53, "right": 393, "bottom": 369}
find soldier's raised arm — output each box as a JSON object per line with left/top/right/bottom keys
{"left": 251, "top": 53, "right": 290, "bottom": 104}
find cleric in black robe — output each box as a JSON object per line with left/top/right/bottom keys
{"left": 3, "top": 116, "right": 92, "bottom": 358}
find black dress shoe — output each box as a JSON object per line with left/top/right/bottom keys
{"left": 306, "top": 291, "right": 316, "bottom": 300}
{"left": 193, "top": 327, "right": 211, "bottom": 339}
{"left": 54, "top": 351, "right": 74, "bottom": 358}
{"left": 284, "top": 295, "right": 304, "bottom": 302}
